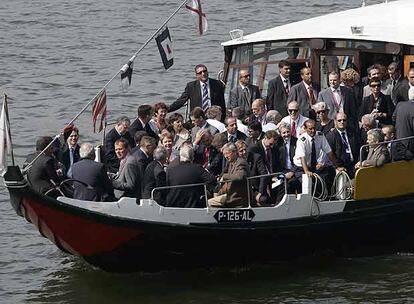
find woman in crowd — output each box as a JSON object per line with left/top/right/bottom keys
{"left": 314, "top": 102, "right": 334, "bottom": 135}
{"left": 341, "top": 67, "right": 362, "bottom": 106}
{"left": 159, "top": 130, "right": 178, "bottom": 164}
{"left": 167, "top": 113, "right": 190, "bottom": 151}
{"left": 149, "top": 102, "right": 168, "bottom": 135}
{"left": 355, "top": 128, "right": 390, "bottom": 169}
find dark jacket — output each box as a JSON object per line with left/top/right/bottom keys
{"left": 248, "top": 141, "right": 279, "bottom": 174}
{"left": 266, "top": 75, "right": 289, "bottom": 117}
{"left": 129, "top": 118, "right": 159, "bottom": 140}
{"left": 142, "top": 160, "right": 167, "bottom": 204}
{"left": 24, "top": 152, "right": 60, "bottom": 194}
{"left": 71, "top": 159, "right": 115, "bottom": 201}
{"left": 112, "top": 155, "right": 143, "bottom": 199}
{"left": 57, "top": 143, "right": 80, "bottom": 175}
{"left": 326, "top": 129, "right": 360, "bottom": 170}
{"left": 229, "top": 84, "right": 261, "bottom": 114}
{"left": 359, "top": 93, "right": 395, "bottom": 126}
{"left": 104, "top": 128, "right": 135, "bottom": 173}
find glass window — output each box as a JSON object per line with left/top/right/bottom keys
{"left": 320, "top": 55, "right": 356, "bottom": 89}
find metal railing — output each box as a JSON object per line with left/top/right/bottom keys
{"left": 359, "top": 135, "right": 414, "bottom": 163}
{"left": 246, "top": 172, "right": 287, "bottom": 207}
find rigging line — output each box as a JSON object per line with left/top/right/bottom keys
{"left": 22, "top": 0, "right": 190, "bottom": 173}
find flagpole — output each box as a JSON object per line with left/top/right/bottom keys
{"left": 23, "top": 0, "right": 190, "bottom": 173}
{"left": 4, "top": 94, "right": 15, "bottom": 166}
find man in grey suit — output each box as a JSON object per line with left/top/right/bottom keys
{"left": 266, "top": 60, "right": 292, "bottom": 117}
{"left": 383, "top": 62, "right": 406, "bottom": 104}
{"left": 318, "top": 71, "right": 358, "bottom": 131}
{"left": 228, "top": 69, "right": 261, "bottom": 115}
{"left": 190, "top": 107, "right": 218, "bottom": 140}
{"left": 288, "top": 67, "right": 319, "bottom": 120}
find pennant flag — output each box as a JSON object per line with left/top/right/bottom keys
{"left": 0, "top": 95, "right": 12, "bottom": 173}
{"left": 156, "top": 27, "right": 174, "bottom": 70}
{"left": 92, "top": 89, "right": 107, "bottom": 133}
{"left": 120, "top": 57, "right": 134, "bottom": 90}
{"left": 185, "top": 0, "right": 208, "bottom": 35}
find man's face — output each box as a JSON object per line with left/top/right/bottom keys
{"left": 329, "top": 74, "right": 339, "bottom": 88}
{"left": 305, "top": 121, "right": 316, "bottom": 137}
{"left": 251, "top": 101, "right": 264, "bottom": 117}
{"left": 263, "top": 136, "right": 276, "bottom": 148}
{"left": 335, "top": 113, "right": 347, "bottom": 130}
{"left": 280, "top": 127, "right": 291, "bottom": 141}
{"left": 301, "top": 68, "right": 312, "bottom": 84}
{"left": 191, "top": 116, "right": 204, "bottom": 127}
{"left": 369, "top": 68, "right": 381, "bottom": 80}
{"left": 118, "top": 122, "right": 129, "bottom": 135}
{"left": 388, "top": 67, "right": 399, "bottom": 81}
{"left": 141, "top": 114, "right": 151, "bottom": 125}
{"left": 248, "top": 128, "right": 261, "bottom": 139}
{"left": 145, "top": 143, "right": 156, "bottom": 156}
{"left": 239, "top": 70, "right": 250, "bottom": 86}
{"left": 115, "top": 143, "right": 128, "bottom": 159}
{"left": 408, "top": 70, "right": 414, "bottom": 86}
{"left": 67, "top": 131, "right": 79, "bottom": 146}
{"left": 223, "top": 149, "right": 237, "bottom": 162}
{"left": 226, "top": 118, "right": 237, "bottom": 134}
{"left": 195, "top": 66, "right": 209, "bottom": 83}
{"left": 201, "top": 133, "right": 212, "bottom": 146}
{"left": 288, "top": 103, "right": 299, "bottom": 120}
{"left": 382, "top": 128, "right": 394, "bottom": 142}
{"left": 279, "top": 65, "right": 291, "bottom": 78}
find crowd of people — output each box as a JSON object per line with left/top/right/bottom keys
{"left": 24, "top": 61, "right": 414, "bottom": 207}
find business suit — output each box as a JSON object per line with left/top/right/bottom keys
{"left": 326, "top": 129, "right": 360, "bottom": 177}
{"left": 104, "top": 128, "right": 135, "bottom": 173}
{"left": 111, "top": 155, "right": 143, "bottom": 199}
{"left": 363, "top": 145, "right": 390, "bottom": 167}
{"left": 58, "top": 143, "right": 80, "bottom": 176}
{"left": 229, "top": 84, "right": 261, "bottom": 114}
{"left": 168, "top": 78, "right": 226, "bottom": 116}
{"left": 129, "top": 118, "right": 159, "bottom": 140}
{"left": 248, "top": 141, "right": 279, "bottom": 174}
{"left": 193, "top": 145, "right": 222, "bottom": 176}
{"left": 288, "top": 81, "right": 319, "bottom": 119}
{"left": 142, "top": 160, "right": 167, "bottom": 204}
{"left": 394, "top": 100, "right": 414, "bottom": 154}
{"left": 219, "top": 130, "right": 247, "bottom": 144}
{"left": 383, "top": 77, "right": 406, "bottom": 103}
{"left": 393, "top": 79, "right": 410, "bottom": 104}
{"left": 166, "top": 162, "right": 216, "bottom": 208}
{"left": 24, "top": 152, "right": 61, "bottom": 195}
{"left": 245, "top": 132, "right": 265, "bottom": 147}
{"left": 71, "top": 159, "right": 115, "bottom": 201}
{"left": 275, "top": 137, "right": 301, "bottom": 195}
{"left": 317, "top": 86, "right": 358, "bottom": 129}
{"left": 247, "top": 152, "right": 268, "bottom": 202}
{"left": 359, "top": 93, "right": 395, "bottom": 126}
{"left": 132, "top": 148, "right": 153, "bottom": 171}
{"left": 266, "top": 75, "right": 290, "bottom": 117}
{"left": 190, "top": 122, "right": 218, "bottom": 141}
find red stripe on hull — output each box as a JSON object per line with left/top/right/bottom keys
{"left": 21, "top": 197, "right": 142, "bottom": 257}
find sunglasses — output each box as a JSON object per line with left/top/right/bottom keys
{"left": 316, "top": 110, "right": 326, "bottom": 114}
{"left": 370, "top": 84, "right": 380, "bottom": 88}
{"left": 337, "top": 119, "right": 347, "bottom": 122}
{"left": 288, "top": 109, "right": 298, "bottom": 113}
{"left": 196, "top": 69, "right": 208, "bottom": 75}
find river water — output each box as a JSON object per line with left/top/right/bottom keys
{"left": 1, "top": 0, "right": 411, "bottom": 303}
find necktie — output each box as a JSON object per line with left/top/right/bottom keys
{"left": 341, "top": 132, "right": 351, "bottom": 163}
{"left": 202, "top": 83, "right": 209, "bottom": 112}
{"left": 229, "top": 135, "right": 236, "bottom": 143}
{"left": 284, "top": 79, "right": 289, "bottom": 94}
{"left": 265, "top": 147, "right": 272, "bottom": 173}
{"left": 203, "top": 147, "right": 210, "bottom": 168}
{"left": 243, "top": 87, "right": 250, "bottom": 106}
{"left": 291, "top": 120, "right": 297, "bottom": 138}
{"left": 310, "top": 138, "right": 317, "bottom": 171}
{"left": 69, "top": 147, "right": 74, "bottom": 166}
{"left": 308, "top": 86, "right": 316, "bottom": 105}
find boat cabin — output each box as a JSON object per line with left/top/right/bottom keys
{"left": 221, "top": 0, "right": 414, "bottom": 95}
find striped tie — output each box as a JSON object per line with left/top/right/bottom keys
{"left": 202, "top": 83, "right": 209, "bottom": 112}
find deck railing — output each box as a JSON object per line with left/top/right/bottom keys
{"left": 359, "top": 135, "right": 414, "bottom": 162}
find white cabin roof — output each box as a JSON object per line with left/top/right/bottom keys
{"left": 222, "top": 0, "right": 413, "bottom": 47}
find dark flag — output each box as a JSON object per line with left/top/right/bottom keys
{"left": 0, "top": 94, "right": 12, "bottom": 173}
{"left": 120, "top": 58, "right": 134, "bottom": 90}
{"left": 92, "top": 89, "right": 107, "bottom": 133}
{"left": 155, "top": 27, "right": 174, "bottom": 70}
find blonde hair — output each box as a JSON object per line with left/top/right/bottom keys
{"left": 341, "top": 68, "right": 359, "bottom": 85}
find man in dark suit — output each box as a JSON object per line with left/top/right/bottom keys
{"left": 111, "top": 138, "right": 142, "bottom": 199}
{"left": 266, "top": 60, "right": 292, "bottom": 117}
{"left": 394, "top": 68, "right": 414, "bottom": 104}
{"left": 383, "top": 62, "right": 405, "bottom": 104}
{"left": 104, "top": 116, "right": 135, "bottom": 173}
{"left": 142, "top": 146, "right": 168, "bottom": 204}
{"left": 248, "top": 130, "right": 279, "bottom": 175}
{"left": 71, "top": 143, "right": 115, "bottom": 201}
{"left": 208, "top": 142, "right": 249, "bottom": 208}
{"left": 288, "top": 67, "right": 319, "bottom": 120}
{"left": 168, "top": 64, "right": 226, "bottom": 117}
{"left": 129, "top": 104, "right": 158, "bottom": 140}
{"left": 229, "top": 69, "right": 261, "bottom": 114}
{"left": 219, "top": 116, "right": 247, "bottom": 144}
{"left": 58, "top": 125, "right": 80, "bottom": 177}
{"left": 132, "top": 136, "right": 157, "bottom": 171}
{"left": 394, "top": 92, "right": 414, "bottom": 155}
{"left": 190, "top": 107, "right": 218, "bottom": 140}
{"left": 193, "top": 130, "right": 222, "bottom": 176}
{"left": 245, "top": 120, "right": 265, "bottom": 147}
{"left": 24, "top": 136, "right": 62, "bottom": 195}
{"left": 317, "top": 71, "right": 358, "bottom": 131}
{"left": 326, "top": 113, "right": 360, "bottom": 178}
{"left": 166, "top": 145, "right": 216, "bottom": 208}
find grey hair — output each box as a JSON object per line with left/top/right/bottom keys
{"left": 79, "top": 143, "right": 95, "bottom": 159}
{"left": 367, "top": 128, "right": 384, "bottom": 143}
{"left": 278, "top": 121, "right": 291, "bottom": 132}
{"left": 361, "top": 114, "right": 376, "bottom": 127}
{"left": 116, "top": 116, "right": 130, "bottom": 126}
{"left": 206, "top": 105, "right": 222, "bottom": 120}
{"left": 313, "top": 101, "right": 330, "bottom": 112}
{"left": 153, "top": 146, "right": 167, "bottom": 162}
{"left": 266, "top": 110, "right": 282, "bottom": 125}
{"left": 222, "top": 142, "right": 237, "bottom": 153}
{"left": 179, "top": 144, "right": 194, "bottom": 162}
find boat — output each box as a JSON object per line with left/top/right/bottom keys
{"left": 4, "top": 0, "right": 414, "bottom": 272}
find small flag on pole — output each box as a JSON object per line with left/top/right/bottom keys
{"left": 156, "top": 27, "right": 174, "bottom": 70}
{"left": 0, "top": 95, "right": 12, "bottom": 173}
{"left": 185, "top": 0, "right": 208, "bottom": 35}
{"left": 120, "top": 57, "right": 135, "bottom": 90}
{"left": 92, "top": 89, "right": 107, "bottom": 133}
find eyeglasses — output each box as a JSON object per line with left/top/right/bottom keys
{"left": 337, "top": 119, "right": 347, "bottom": 122}
{"left": 196, "top": 69, "right": 208, "bottom": 75}
{"left": 370, "top": 84, "right": 380, "bottom": 88}
{"left": 316, "top": 110, "right": 326, "bottom": 114}
{"left": 288, "top": 109, "right": 298, "bottom": 113}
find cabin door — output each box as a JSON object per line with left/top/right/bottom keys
{"left": 312, "top": 50, "right": 360, "bottom": 90}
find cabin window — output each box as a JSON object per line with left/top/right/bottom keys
{"left": 319, "top": 55, "right": 356, "bottom": 89}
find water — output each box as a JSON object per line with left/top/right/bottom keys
{"left": 1, "top": 0, "right": 410, "bottom": 302}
